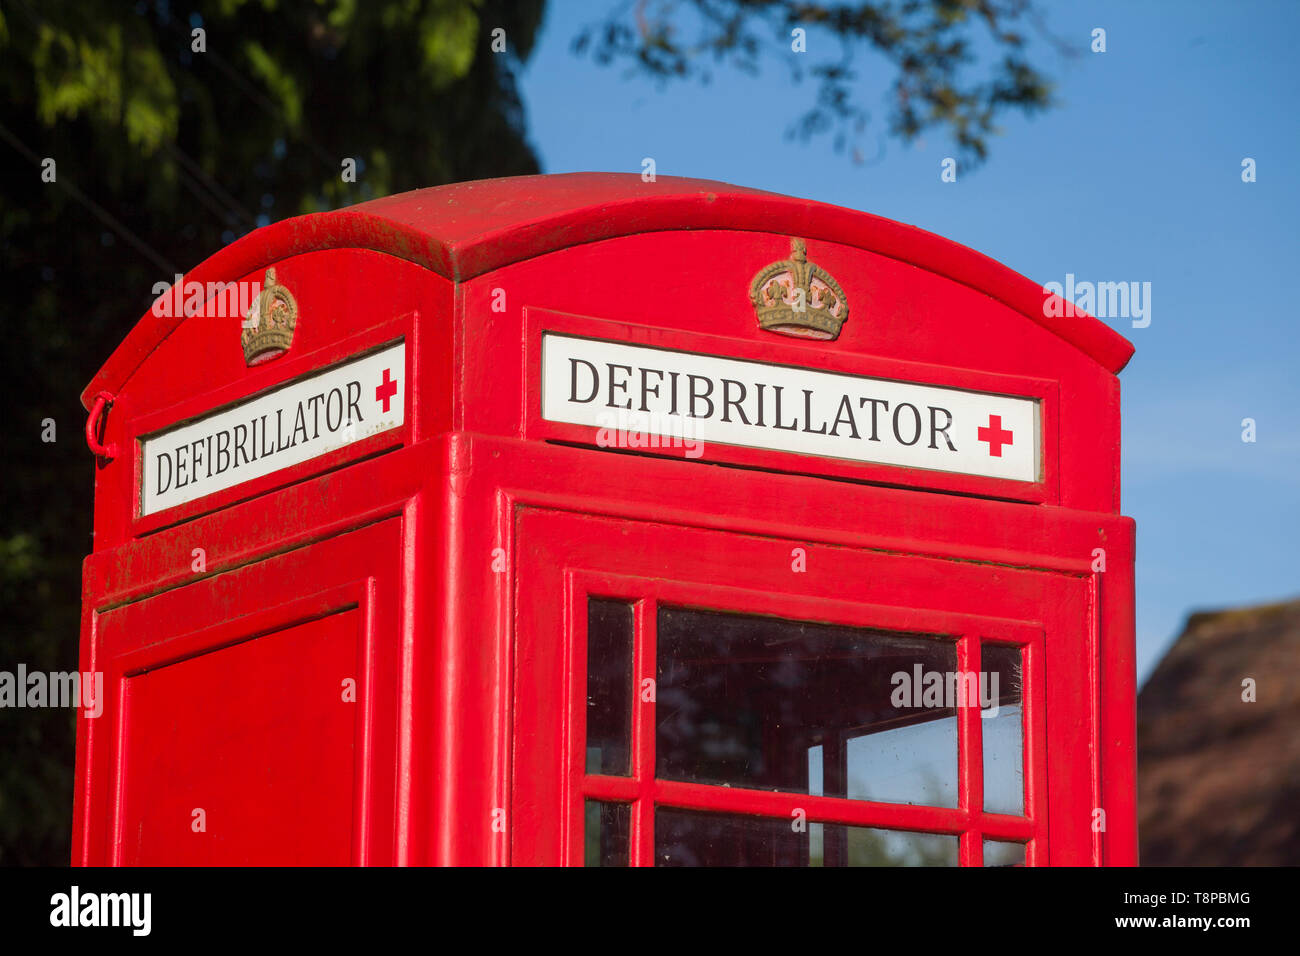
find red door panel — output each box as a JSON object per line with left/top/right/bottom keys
{"left": 512, "top": 508, "right": 1094, "bottom": 866}
{"left": 118, "top": 609, "right": 359, "bottom": 865}
{"left": 84, "top": 519, "right": 404, "bottom": 866}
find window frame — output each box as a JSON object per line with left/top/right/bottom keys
{"left": 563, "top": 569, "right": 1046, "bottom": 867}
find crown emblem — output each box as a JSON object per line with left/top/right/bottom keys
{"left": 240, "top": 267, "right": 297, "bottom": 365}
{"left": 749, "top": 238, "right": 849, "bottom": 341}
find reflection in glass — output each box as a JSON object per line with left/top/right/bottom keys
{"left": 586, "top": 599, "right": 633, "bottom": 776}
{"left": 584, "top": 800, "right": 631, "bottom": 866}
{"left": 656, "top": 808, "right": 958, "bottom": 866}
{"left": 657, "top": 606, "right": 957, "bottom": 807}
{"left": 983, "top": 839, "right": 1026, "bottom": 866}
{"left": 981, "top": 643, "right": 1024, "bottom": 815}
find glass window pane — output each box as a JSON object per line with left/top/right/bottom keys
{"left": 843, "top": 826, "right": 958, "bottom": 867}
{"left": 657, "top": 606, "right": 957, "bottom": 807}
{"left": 983, "top": 839, "right": 1026, "bottom": 866}
{"left": 656, "top": 807, "right": 957, "bottom": 867}
{"left": 586, "top": 599, "right": 633, "bottom": 775}
{"left": 584, "top": 800, "right": 631, "bottom": 866}
{"left": 810, "top": 822, "right": 825, "bottom": 866}
{"left": 844, "top": 716, "right": 959, "bottom": 807}
{"left": 981, "top": 643, "right": 1024, "bottom": 815}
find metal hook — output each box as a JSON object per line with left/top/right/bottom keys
{"left": 85, "top": 390, "right": 118, "bottom": 460}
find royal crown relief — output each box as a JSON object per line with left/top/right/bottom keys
{"left": 749, "top": 238, "right": 849, "bottom": 341}
{"left": 240, "top": 267, "right": 298, "bottom": 365}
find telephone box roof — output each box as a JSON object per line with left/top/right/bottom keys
{"left": 83, "top": 172, "right": 1134, "bottom": 408}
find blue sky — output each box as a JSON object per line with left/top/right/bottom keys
{"left": 518, "top": 0, "right": 1300, "bottom": 684}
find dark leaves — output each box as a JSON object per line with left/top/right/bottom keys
{"left": 574, "top": 0, "right": 1057, "bottom": 168}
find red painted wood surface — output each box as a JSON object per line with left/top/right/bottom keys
{"left": 83, "top": 173, "right": 1132, "bottom": 410}
{"left": 511, "top": 510, "right": 1082, "bottom": 865}
{"left": 76, "top": 173, "right": 1137, "bottom": 866}
{"left": 119, "top": 609, "right": 359, "bottom": 865}
{"left": 79, "top": 520, "right": 404, "bottom": 865}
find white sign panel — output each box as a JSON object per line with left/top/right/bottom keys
{"left": 541, "top": 334, "right": 1039, "bottom": 482}
{"left": 140, "top": 341, "right": 405, "bottom": 515}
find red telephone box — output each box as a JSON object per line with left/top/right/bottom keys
{"left": 75, "top": 173, "right": 1136, "bottom": 866}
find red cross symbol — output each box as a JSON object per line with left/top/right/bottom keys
{"left": 977, "top": 414, "right": 1014, "bottom": 457}
{"left": 376, "top": 368, "right": 398, "bottom": 413}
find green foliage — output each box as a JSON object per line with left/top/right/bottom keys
{"left": 0, "top": 0, "right": 541, "bottom": 866}
{"left": 31, "top": 19, "right": 180, "bottom": 153}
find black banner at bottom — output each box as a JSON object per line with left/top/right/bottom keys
{"left": 0, "top": 865, "right": 1279, "bottom": 942}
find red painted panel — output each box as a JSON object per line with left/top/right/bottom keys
{"left": 87, "top": 247, "right": 450, "bottom": 551}
{"left": 84, "top": 174, "right": 1131, "bottom": 405}
{"left": 414, "top": 430, "right": 1134, "bottom": 865}
{"left": 77, "top": 519, "right": 406, "bottom": 866}
{"left": 459, "top": 229, "right": 1120, "bottom": 511}
{"left": 510, "top": 507, "right": 1091, "bottom": 866}
{"left": 117, "top": 609, "right": 359, "bottom": 866}
{"left": 519, "top": 306, "right": 1063, "bottom": 504}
